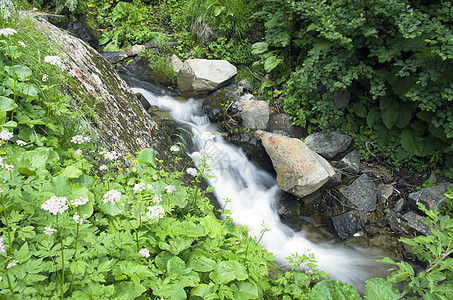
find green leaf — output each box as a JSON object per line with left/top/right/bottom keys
{"left": 349, "top": 102, "right": 367, "bottom": 118}
{"left": 310, "top": 280, "right": 361, "bottom": 300}
{"left": 231, "top": 282, "right": 258, "bottom": 300}
{"left": 394, "top": 104, "right": 412, "bottom": 129}
{"left": 136, "top": 148, "right": 157, "bottom": 167}
{"left": 61, "top": 166, "right": 83, "bottom": 179}
{"left": 0, "top": 96, "right": 17, "bottom": 111}
{"left": 381, "top": 101, "right": 399, "bottom": 129}
{"left": 264, "top": 55, "right": 282, "bottom": 73}
{"left": 400, "top": 127, "right": 424, "bottom": 156}
{"left": 364, "top": 278, "right": 400, "bottom": 300}
{"left": 43, "top": 175, "right": 72, "bottom": 198}
{"left": 307, "top": 23, "right": 317, "bottom": 31}
{"left": 5, "top": 65, "right": 33, "bottom": 81}
{"left": 209, "top": 261, "right": 236, "bottom": 284}
{"left": 251, "top": 42, "right": 269, "bottom": 55}
{"left": 229, "top": 260, "right": 248, "bottom": 281}
{"left": 167, "top": 256, "right": 185, "bottom": 276}
{"left": 187, "top": 255, "right": 215, "bottom": 272}
{"left": 367, "top": 107, "right": 380, "bottom": 127}
{"left": 190, "top": 283, "right": 217, "bottom": 299}
{"left": 114, "top": 281, "right": 146, "bottom": 300}
{"left": 70, "top": 260, "right": 89, "bottom": 277}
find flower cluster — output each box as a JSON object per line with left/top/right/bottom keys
{"left": 186, "top": 167, "right": 198, "bottom": 176}
{"left": 73, "top": 212, "right": 83, "bottom": 224}
{"left": 103, "top": 189, "right": 121, "bottom": 204}
{"left": 164, "top": 185, "right": 176, "bottom": 194}
{"left": 18, "top": 41, "right": 26, "bottom": 47}
{"left": 146, "top": 205, "right": 165, "bottom": 219}
{"left": 100, "top": 165, "right": 108, "bottom": 171}
{"left": 133, "top": 182, "right": 146, "bottom": 194}
{"left": 0, "top": 28, "right": 17, "bottom": 37}
{"left": 16, "top": 139, "right": 27, "bottom": 146}
{"left": 44, "top": 55, "right": 62, "bottom": 67}
{"left": 71, "top": 135, "right": 90, "bottom": 144}
{"left": 0, "top": 157, "right": 13, "bottom": 171}
{"left": 71, "top": 197, "right": 89, "bottom": 207}
{"left": 198, "top": 132, "right": 215, "bottom": 141}
{"left": 42, "top": 74, "right": 49, "bottom": 82}
{"left": 100, "top": 150, "right": 120, "bottom": 160}
{"left": 75, "top": 149, "right": 82, "bottom": 156}
{"left": 152, "top": 194, "right": 162, "bottom": 204}
{"left": 0, "top": 130, "right": 13, "bottom": 141}
{"left": 139, "top": 248, "right": 150, "bottom": 258}
{"left": 0, "top": 237, "right": 4, "bottom": 253}
{"left": 43, "top": 226, "right": 57, "bottom": 236}
{"left": 170, "top": 145, "right": 180, "bottom": 152}
{"left": 41, "top": 196, "right": 69, "bottom": 215}
{"left": 7, "top": 260, "right": 19, "bottom": 269}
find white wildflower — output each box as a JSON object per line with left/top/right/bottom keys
{"left": 0, "top": 28, "right": 16, "bottom": 37}
{"left": 146, "top": 205, "right": 165, "bottom": 219}
{"left": 164, "top": 185, "right": 176, "bottom": 194}
{"left": 43, "top": 226, "right": 57, "bottom": 236}
{"left": 70, "top": 197, "right": 89, "bottom": 207}
{"left": 139, "top": 248, "right": 150, "bottom": 258}
{"left": 42, "top": 74, "right": 48, "bottom": 82}
{"left": 16, "top": 139, "right": 27, "bottom": 146}
{"left": 18, "top": 41, "right": 26, "bottom": 47}
{"left": 133, "top": 182, "right": 146, "bottom": 194}
{"left": 198, "top": 132, "right": 215, "bottom": 141}
{"left": 152, "top": 194, "right": 162, "bottom": 204}
{"left": 100, "top": 165, "right": 108, "bottom": 171}
{"left": 71, "top": 135, "right": 90, "bottom": 144}
{"left": 186, "top": 167, "right": 198, "bottom": 176}
{"left": 44, "top": 55, "right": 62, "bottom": 67}
{"left": 41, "top": 196, "right": 69, "bottom": 215}
{"left": 75, "top": 149, "right": 82, "bottom": 156}
{"left": 0, "top": 130, "right": 13, "bottom": 141}
{"left": 262, "top": 218, "right": 276, "bottom": 230}
{"left": 73, "top": 212, "right": 83, "bottom": 224}
{"left": 7, "top": 260, "right": 18, "bottom": 269}
{"left": 103, "top": 189, "right": 121, "bottom": 204}
{"left": 0, "top": 237, "right": 4, "bottom": 253}
{"left": 169, "top": 145, "right": 180, "bottom": 152}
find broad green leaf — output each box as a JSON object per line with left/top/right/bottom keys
{"left": 260, "top": 80, "right": 274, "bottom": 90}
{"left": 229, "top": 260, "right": 248, "bottom": 281}
{"left": 187, "top": 255, "right": 215, "bottom": 272}
{"left": 231, "top": 282, "right": 258, "bottom": 300}
{"left": 251, "top": 42, "right": 268, "bottom": 55}
{"left": 2, "top": 121, "right": 17, "bottom": 128}
{"left": 209, "top": 261, "right": 236, "bottom": 284}
{"left": 155, "top": 251, "right": 173, "bottom": 270}
{"left": 43, "top": 175, "right": 72, "bottom": 198}
{"left": 367, "top": 107, "right": 380, "bottom": 127}
{"left": 395, "top": 105, "right": 412, "bottom": 129}
{"left": 171, "top": 185, "right": 188, "bottom": 208}
{"left": 19, "top": 84, "right": 39, "bottom": 98}
{"left": 364, "top": 278, "right": 400, "bottom": 300}
{"left": 381, "top": 101, "right": 399, "bottom": 129}
{"left": 400, "top": 127, "right": 424, "bottom": 156}
{"left": 190, "top": 283, "right": 217, "bottom": 299}
{"left": 5, "top": 65, "right": 32, "bottom": 81}
{"left": 136, "top": 148, "right": 157, "bottom": 167}
{"left": 310, "top": 280, "right": 361, "bottom": 300}
{"left": 61, "top": 166, "right": 83, "bottom": 179}
{"left": 15, "top": 242, "right": 31, "bottom": 262}
{"left": 114, "top": 281, "right": 146, "bottom": 300}
{"left": 0, "top": 96, "right": 17, "bottom": 111}
{"left": 349, "top": 102, "right": 367, "bottom": 118}
{"left": 312, "top": 37, "right": 333, "bottom": 52}
{"left": 70, "top": 260, "right": 89, "bottom": 277}
{"left": 158, "top": 283, "right": 187, "bottom": 300}
{"left": 100, "top": 201, "right": 121, "bottom": 216}
{"left": 264, "top": 55, "right": 282, "bottom": 73}
{"left": 307, "top": 23, "right": 317, "bottom": 31}
{"left": 172, "top": 221, "right": 206, "bottom": 238}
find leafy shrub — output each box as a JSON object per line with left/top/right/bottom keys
{"left": 253, "top": 0, "right": 453, "bottom": 172}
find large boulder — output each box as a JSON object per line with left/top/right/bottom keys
{"left": 177, "top": 59, "right": 237, "bottom": 97}
{"left": 255, "top": 130, "right": 335, "bottom": 198}
{"left": 241, "top": 100, "right": 269, "bottom": 130}
{"left": 30, "top": 13, "right": 184, "bottom": 168}
{"left": 339, "top": 174, "right": 377, "bottom": 214}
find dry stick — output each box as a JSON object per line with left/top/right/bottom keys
{"left": 245, "top": 66, "right": 264, "bottom": 82}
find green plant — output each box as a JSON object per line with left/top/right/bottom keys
{"left": 441, "top": 188, "right": 453, "bottom": 215}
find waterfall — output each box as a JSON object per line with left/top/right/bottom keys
{"left": 132, "top": 87, "right": 389, "bottom": 291}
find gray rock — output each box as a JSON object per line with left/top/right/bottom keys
{"left": 255, "top": 130, "right": 335, "bottom": 198}
{"left": 169, "top": 54, "right": 183, "bottom": 73}
{"left": 239, "top": 78, "right": 253, "bottom": 92}
{"left": 394, "top": 198, "right": 405, "bottom": 213}
{"left": 377, "top": 184, "right": 394, "bottom": 205}
{"left": 386, "top": 212, "right": 405, "bottom": 233}
{"left": 241, "top": 100, "right": 269, "bottom": 130}
{"left": 331, "top": 211, "right": 363, "bottom": 239}
{"left": 339, "top": 174, "right": 377, "bottom": 214}
{"left": 126, "top": 44, "right": 145, "bottom": 56}
{"left": 202, "top": 84, "right": 242, "bottom": 122}
{"left": 177, "top": 59, "right": 237, "bottom": 97}
{"left": 408, "top": 182, "right": 453, "bottom": 211}
{"left": 305, "top": 132, "right": 352, "bottom": 159}
{"left": 267, "top": 113, "right": 303, "bottom": 138}
{"left": 340, "top": 150, "right": 360, "bottom": 174}
{"left": 100, "top": 50, "right": 128, "bottom": 64}
{"left": 232, "top": 93, "right": 253, "bottom": 113}
{"left": 402, "top": 211, "right": 432, "bottom": 235}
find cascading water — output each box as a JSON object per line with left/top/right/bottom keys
{"left": 132, "top": 87, "right": 389, "bottom": 291}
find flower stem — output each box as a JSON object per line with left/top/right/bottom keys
{"left": 69, "top": 222, "right": 80, "bottom": 296}
{"left": 3, "top": 265, "right": 15, "bottom": 299}
{"left": 1, "top": 196, "right": 13, "bottom": 256}
{"left": 57, "top": 214, "right": 65, "bottom": 299}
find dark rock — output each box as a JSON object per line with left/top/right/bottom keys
{"left": 267, "top": 113, "right": 304, "bottom": 138}
{"left": 67, "top": 21, "right": 100, "bottom": 51}
{"left": 144, "top": 42, "right": 159, "bottom": 49}
{"left": 377, "top": 184, "right": 394, "bottom": 206}
{"left": 339, "top": 150, "right": 360, "bottom": 174}
{"left": 124, "top": 55, "right": 175, "bottom": 87}
{"left": 202, "top": 84, "right": 243, "bottom": 122}
{"left": 101, "top": 50, "right": 128, "bottom": 64}
{"left": 275, "top": 191, "right": 302, "bottom": 229}
{"left": 331, "top": 210, "right": 363, "bottom": 239}
{"left": 402, "top": 211, "right": 432, "bottom": 235}
{"left": 386, "top": 212, "right": 405, "bottom": 233}
{"left": 305, "top": 132, "right": 352, "bottom": 159}
{"left": 339, "top": 174, "right": 377, "bottom": 214}
{"left": 408, "top": 182, "right": 453, "bottom": 211}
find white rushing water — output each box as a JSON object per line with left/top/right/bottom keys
{"left": 133, "top": 87, "right": 388, "bottom": 290}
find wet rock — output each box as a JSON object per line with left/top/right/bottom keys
{"left": 202, "top": 84, "right": 243, "bottom": 122}
{"left": 125, "top": 55, "right": 175, "bottom": 87}
{"left": 267, "top": 113, "right": 304, "bottom": 138}
{"left": 402, "top": 212, "right": 432, "bottom": 235}
{"left": 100, "top": 50, "right": 128, "bottom": 64}
{"left": 276, "top": 191, "right": 301, "bottom": 229}
{"left": 305, "top": 132, "right": 352, "bottom": 159}
{"left": 369, "top": 234, "right": 397, "bottom": 248}
{"left": 177, "top": 59, "right": 237, "bottom": 97}
{"left": 255, "top": 130, "right": 335, "bottom": 198}
{"left": 340, "top": 150, "right": 360, "bottom": 174}
{"left": 339, "top": 174, "right": 377, "bottom": 214}
{"left": 331, "top": 211, "right": 363, "bottom": 240}
{"left": 67, "top": 21, "right": 100, "bottom": 51}
{"left": 126, "top": 44, "right": 145, "bottom": 56}
{"left": 241, "top": 100, "right": 269, "bottom": 130}
{"left": 408, "top": 182, "right": 453, "bottom": 211}
{"left": 377, "top": 184, "right": 394, "bottom": 206}
{"left": 386, "top": 212, "right": 405, "bottom": 233}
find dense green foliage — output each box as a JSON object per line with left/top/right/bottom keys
{"left": 252, "top": 0, "right": 453, "bottom": 172}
